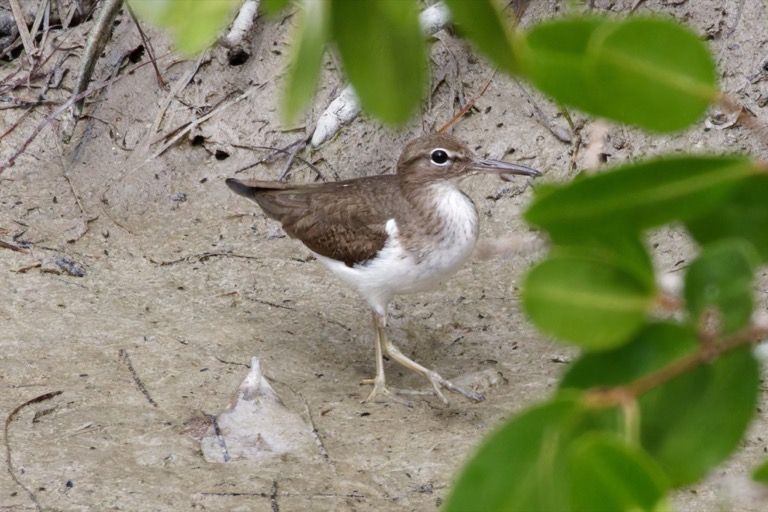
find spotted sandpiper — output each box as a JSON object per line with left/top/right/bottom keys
{"left": 226, "top": 133, "right": 540, "bottom": 405}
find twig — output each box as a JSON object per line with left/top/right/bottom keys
{"left": 64, "top": 117, "right": 93, "bottom": 168}
{"left": 39, "top": 51, "right": 73, "bottom": 99}
{"left": 148, "top": 251, "right": 262, "bottom": 266}
{"left": 27, "top": 0, "right": 50, "bottom": 62}
{"left": 8, "top": 0, "right": 36, "bottom": 58}
{"left": 206, "top": 414, "right": 230, "bottom": 462}
{"left": 5, "top": 390, "right": 63, "bottom": 512}
{"left": 0, "top": 82, "right": 105, "bottom": 173}
{"left": 436, "top": 1, "right": 530, "bottom": 134}
{"left": 0, "top": 106, "right": 34, "bottom": 142}
{"left": 302, "top": 396, "right": 336, "bottom": 472}
{"left": 148, "top": 89, "right": 260, "bottom": 161}
{"left": 125, "top": 3, "right": 165, "bottom": 88}
{"left": 67, "top": 0, "right": 123, "bottom": 122}
{"left": 15, "top": 262, "right": 42, "bottom": 273}
{"left": 143, "top": 52, "right": 206, "bottom": 154}
{"left": 508, "top": 0, "right": 533, "bottom": 21}
{"left": 118, "top": 349, "right": 158, "bottom": 408}
{"left": 0, "top": 55, "right": 168, "bottom": 174}
{"left": 1, "top": 12, "right": 80, "bottom": 92}
{"left": 27, "top": 0, "right": 45, "bottom": 44}
{"left": 584, "top": 323, "right": 768, "bottom": 408}
{"left": 270, "top": 479, "right": 279, "bottom": 512}
{"left": 0, "top": 239, "right": 30, "bottom": 253}
{"left": 0, "top": 61, "right": 25, "bottom": 93}
{"left": 719, "top": 93, "right": 768, "bottom": 148}
{"left": 515, "top": 79, "right": 571, "bottom": 143}
{"left": 55, "top": 121, "right": 92, "bottom": 215}
{"left": 561, "top": 109, "right": 584, "bottom": 172}
{"left": 196, "top": 491, "right": 367, "bottom": 499}
{"left": 0, "top": 95, "right": 57, "bottom": 108}
{"left": 233, "top": 143, "right": 324, "bottom": 180}
{"left": 277, "top": 138, "right": 310, "bottom": 181}
{"left": 629, "top": 0, "right": 646, "bottom": 13}
{"left": 150, "top": 88, "right": 240, "bottom": 147}
{"left": 438, "top": 69, "right": 498, "bottom": 134}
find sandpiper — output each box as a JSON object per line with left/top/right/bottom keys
{"left": 227, "top": 133, "right": 540, "bottom": 405}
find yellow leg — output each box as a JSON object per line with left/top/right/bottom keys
{"left": 361, "top": 311, "right": 485, "bottom": 405}
{"left": 381, "top": 334, "right": 484, "bottom": 405}
{"left": 360, "top": 311, "right": 412, "bottom": 407}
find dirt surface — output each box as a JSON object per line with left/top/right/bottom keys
{"left": 2, "top": 1, "right": 768, "bottom": 510}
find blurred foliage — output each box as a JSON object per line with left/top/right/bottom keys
{"left": 128, "top": 0, "right": 717, "bottom": 130}
{"left": 128, "top": 0, "right": 241, "bottom": 54}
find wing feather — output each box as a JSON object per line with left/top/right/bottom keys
{"left": 226, "top": 176, "right": 402, "bottom": 266}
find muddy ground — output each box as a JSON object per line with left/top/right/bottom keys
{"left": 2, "top": 0, "right": 768, "bottom": 510}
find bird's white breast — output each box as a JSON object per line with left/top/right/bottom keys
{"left": 312, "top": 184, "right": 479, "bottom": 316}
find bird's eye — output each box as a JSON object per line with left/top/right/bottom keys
{"left": 430, "top": 149, "right": 450, "bottom": 166}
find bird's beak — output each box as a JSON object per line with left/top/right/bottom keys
{"left": 469, "top": 157, "right": 541, "bottom": 178}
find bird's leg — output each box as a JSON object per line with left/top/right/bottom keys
{"left": 360, "top": 311, "right": 413, "bottom": 407}
{"left": 360, "top": 311, "right": 484, "bottom": 405}
{"left": 380, "top": 336, "right": 485, "bottom": 405}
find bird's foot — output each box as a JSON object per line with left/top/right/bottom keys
{"left": 420, "top": 370, "right": 485, "bottom": 405}
{"left": 361, "top": 372, "right": 484, "bottom": 406}
{"left": 360, "top": 376, "right": 413, "bottom": 407}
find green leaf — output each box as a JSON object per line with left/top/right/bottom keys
{"left": 562, "top": 324, "right": 759, "bottom": 487}
{"left": 281, "top": 0, "right": 329, "bottom": 123}
{"left": 561, "top": 322, "right": 698, "bottom": 390}
{"left": 683, "top": 239, "right": 758, "bottom": 335}
{"left": 445, "top": 396, "right": 580, "bottom": 512}
{"left": 569, "top": 434, "right": 669, "bottom": 512}
{"left": 560, "top": 323, "right": 695, "bottom": 455}
{"left": 443, "top": 0, "right": 519, "bottom": 74}
{"left": 329, "top": 0, "right": 425, "bottom": 124}
{"left": 593, "top": 17, "right": 718, "bottom": 131}
{"left": 601, "top": 232, "right": 655, "bottom": 288}
{"left": 128, "top": 0, "right": 241, "bottom": 54}
{"left": 262, "top": 0, "right": 291, "bottom": 16}
{"left": 522, "top": 251, "right": 654, "bottom": 350}
{"left": 446, "top": 395, "right": 668, "bottom": 511}
{"left": 686, "top": 174, "right": 768, "bottom": 263}
{"left": 525, "top": 155, "right": 756, "bottom": 241}
{"left": 520, "top": 16, "right": 719, "bottom": 132}
{"left": 127, "top": 0, "right": 167, "bottom": 20}
{"left": 642, "top": 347, "right": 758, "bottom": 486}
{"left": 549, "top": 230, "right": 655, "bottom": 288}
{"left": 518, "top": 17, "right": 603, "bottom": 111}
{"left": 753, "top": 459, "right": 768, "bottom": 483}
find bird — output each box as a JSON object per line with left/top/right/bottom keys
{"left": 226, "top": 133, "right": 540, "bottom": 406}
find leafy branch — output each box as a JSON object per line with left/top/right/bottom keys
{"left": 584, "top": 320, "right": 768, "bottom": 409}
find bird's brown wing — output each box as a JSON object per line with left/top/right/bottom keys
{"left": 226, "top": 176, "right": 401, "bottom": 267}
